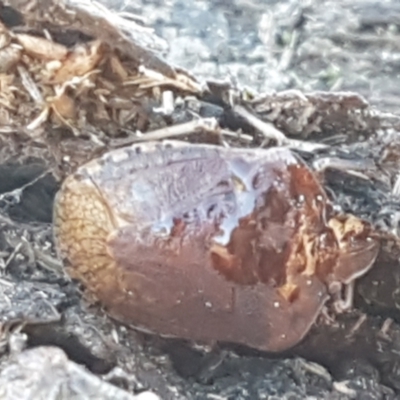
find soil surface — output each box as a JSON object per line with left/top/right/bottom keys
{"left": 1, "top": 0, "right": 400, "bottom": 399}
{"left": 110, "top": 0, "right": 400, "bottom": 113}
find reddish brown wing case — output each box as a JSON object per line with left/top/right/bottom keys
{"left": 53, "top": 141, "right": 378, "bottom": 352}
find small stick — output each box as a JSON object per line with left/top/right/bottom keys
{"left": 110, "top": 118, "right": 221, "bottom": 148}
{"left": 234, "top": 104, "right": 328, "bottom": 152}
{"left": 313, "top": 157, "right": 374, "bottom": 180}
{"left": 234, "top": 104, "right": 287, "bottom": 144}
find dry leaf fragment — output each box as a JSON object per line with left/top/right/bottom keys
{"left": 50, "top": 93, "right": 76, "bottom": 120}
{"left": 108, "top": 98, "right": 133, "bottom": 109}
{"left": 0, "top": 21, "right": 12, "bottom": 50}
{"left": 15, "top": 33, "right": 68, "bottom": 61}
{"left": 0, "top": 46, "right": 21, "bottom": 73}
{"left": 109, "top": 55, "right": 128, "bottom": 80}
{"left": 0, "top": 74, "right": 18, "bottom": 111}
{"left": 52, "top": 40, "right": 105, "bottom": 84}
{"left": 0, "top": 108, "right": 11, "bottom": 125}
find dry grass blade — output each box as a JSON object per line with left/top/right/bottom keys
{"left": 17, "top": 65, "right": 43, "bottom": 105}
{"left": 124, "top": 66, "right": 203, "bottom": 94}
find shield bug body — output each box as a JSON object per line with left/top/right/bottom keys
{"left": 54, "top": 141, "right": 378, "bottom": 352}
